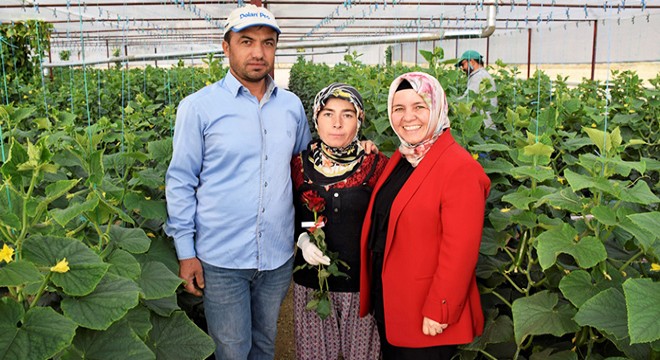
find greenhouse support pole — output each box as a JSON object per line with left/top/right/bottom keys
{"left": 106, "top": 40, "right": 110, "bottom": 69}
{"left": 415, "top": 41, "right": 418, "bottom": 65}
{"left": 527, "top": 29, "right": 532, "bottom": 79}
{"left": 486, "top": 36, "right": 490, "bottom": 67}
{"left": 155, "top": 47, "right": 158, "bottom": 68}
{"left": 591, "top": 20, "right": 598, "bottom": 81}
{"left": 124, "top": 45, "right": 129, "bottom": 70}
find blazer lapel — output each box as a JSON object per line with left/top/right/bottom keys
{"left": 384, "top": 131, "right": 457, "bottom": 260}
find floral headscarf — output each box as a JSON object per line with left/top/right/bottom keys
{"left": 387, "top": 72, "right": 450, "bottom": 167}
{"left": 306, "top": 83, "right": 366, "bottom": 185}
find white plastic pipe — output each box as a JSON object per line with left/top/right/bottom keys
{"left": 44, "top": 5, "right": 496, "bottom": 68}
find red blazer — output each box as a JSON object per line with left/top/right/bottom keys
{"left": 359, "top": 130, "right": 490, "bottom": 347}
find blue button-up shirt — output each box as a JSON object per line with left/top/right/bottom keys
{"left": 165, "top": 72, "right": 311, "bottom": 270}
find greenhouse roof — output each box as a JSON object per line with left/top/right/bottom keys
{"left": 1, "top": 0, "right": 659, "bottom": 66}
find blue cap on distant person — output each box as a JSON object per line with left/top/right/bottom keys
{"left": 455, "top": 50, "right": 482, "bottom": 67}
{"left": 223, "top": 5, "right": 281, "bottom": 37}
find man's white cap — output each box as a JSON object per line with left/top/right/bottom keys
{"left": 223, "top": 5, "right": 281, "bottom": 37}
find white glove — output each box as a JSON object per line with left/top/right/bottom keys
{"left": 297, "top": 233, "right": 331, "bottom": 266}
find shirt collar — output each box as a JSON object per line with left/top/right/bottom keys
{"left": 467, "top": 67, "right": 485, "bottom": 79}
{"left": 223, "top": 71, "right": 278, "bottom": 99}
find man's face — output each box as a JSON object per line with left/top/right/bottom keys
{"left": 460, "top": 59, "right": 473, "bottom": 75}
{"left": 222, "top": 26, "right": 277, "bottom": 84}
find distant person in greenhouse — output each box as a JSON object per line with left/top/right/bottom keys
{"left": 164, "top": 5, "right": 310, "bottom": 360}
{"left": 359, "top": 72, "right": 490, "bottom": 360}
{"left": 456, "top": 50, "right": 498, "bottom": 129}
{"left": 291, "top": 83, "right": 387, "bottom": 360}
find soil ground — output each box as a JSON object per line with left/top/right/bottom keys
{"left": 275, "top": 283, "right": 296, "bottom": 360}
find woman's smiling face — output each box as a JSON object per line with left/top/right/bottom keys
{"left": 390, "top": 89, "right": 431, "bottom": 145}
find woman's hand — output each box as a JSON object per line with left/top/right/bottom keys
{"left": 360, "top": 140, "right": 379, "bottom": 154}
{"left": 422, "top": 316, "right": 448, "bottom": 336}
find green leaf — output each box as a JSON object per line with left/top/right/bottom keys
{"left": 143, "top": 294, "right": 180, "bottom": 317}
{"left": 488, "top": 207, "right": 515, "bottom": 232}
{"left": 123, "top": 193, "right": 167, "bottom": 221}
{"left": 535, "top": 224, "right": 608, "bottom": 271}
{"left": 61, "top": 273, "right": 141, "bottom": 330}
{"left": 530, "top": 349, "right": 578, "bottom": 360}
{"left": 564, "top": 169, "right": 615, "bottom": 194}
{"left": 591, "top": 205, "right": 618, "bottom": 226}
{"left": 482, "top": 157, "right": 514, "bottom": 175}
{"left": 535, "top": 188, "right": 584, "bottom": 213}
{"left": 610, "top": 126, "right": 622, "bottom": 148}
{"left": 316, "top": 296, "right": 332, "bottom": 319}
{"left": 95, "top": 190, "right": 135, "bottom": 225}
{"left": 511, "top": 166, "right": 556, "bottom": 182}
{"left": 44, "top": 179, "right": 80, "bottom": 203}
{"left": 22, "top": 235, "right": 109, "bottom": 296}
{"left": 147, "top": 312, "right": 215, "bottom": 360}
{"left": 125, "top": 305, "right": 153, "bottom": 339}
{"left": 623, "top": 278, "right": 660, "bottom": 344}
{"left": 0, "top": 298, "right": 78, "bottom": 360}
{"left": 108, "top": 225, "right": 151, "bottom": 254}
{"left": 502, "top": 188, "right": 536, "bottom": 210}
{"left": 87, "top": 150, "right": 104, "bottom": 186}
{"left": 559, "top": 270, "right": 610, "bottom": 308}
{"left": 627, "top": 212, "right": 660, "bottom": 237}
{"left": 511, "top": 290, "right": 580, "bottom": 345}
{"left": 617, "top": 208, "right": 657, "bottom": 253}
{"left": 66, "top": 319, "right": 155, "bottom": 360}
{"left": 479, "top": 227, "right": 507, "bottom": 256}
{"left": 619, "top": 181, "right": 660, "bottom": 205}
{"left": 470, "top": 143, "right": 511, "bottom": 152}
{"left": 523, "top": 142, "right": 554, "bottom": 158}
{"left": 462, "top": 310, "right": 513, "bottom": 350}
{"left": 583, "top": 127, "right": 612, "bottom": 154}
{"left": 50, "top": 197, "right": 99, "bottom": 227}
{"left": 0, "top": 208, "right": 21, "bottom": 229}
{"left": 106, "top": 249, "right": 141, "bottom": 280}
{"left": 134, "top": 236, "right": 179, "bottom": 275}
{"left": 574, "top": 288, "right": 628, "bottom": 340}
{"left": 0, "top": 259, "right": 43, "bottom": 286}
{"left": 136, "top": 262, "right": 182, "bottom": 300}
{"left": 133, "top": 168, "right": 164, "bottom": 189}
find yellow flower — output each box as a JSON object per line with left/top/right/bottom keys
{"left": 500, "top": 207, "right": 511, "bottom": 213}
{"left": 50, "top": 258, "right": 70, "bottom": 273}
{"left": 205, "top": 81, "right": 212, "bottom": 86}
{"left": 651, "top": 263, "right": 660, "bottom": 272}
{"left": 591, "top": 123, "right": 597, "bottom": 128}
{"left": 23, "top": 95, "right": 28, "bottom": 99}
{"left": 0, "top": 244, "right": 15, "bottom": 263}
{"left": 472, "top": 153, "right": 479, "bottom": 160}
{"left": 147, "top": 232, "right": 156, "bottom": 238}
{"left": 557, "top": 177, "right": 565, "bottom": 184}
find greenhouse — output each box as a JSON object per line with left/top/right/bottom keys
{"left": 0, "top": 0, "right": 658, "bottom": 359}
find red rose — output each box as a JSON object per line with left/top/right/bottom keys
{"left": 301, "top": 190, "right": 326, "bottom": 213}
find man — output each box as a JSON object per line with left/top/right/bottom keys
{"left": 456, "top": 50, "right": 498, "bottom": 129}
{"left": 165, "top": 5, "right": 311, "bottom": 359}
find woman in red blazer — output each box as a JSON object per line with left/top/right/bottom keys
{"left": 359, "top": 72, "right": 490, "bottom": 359}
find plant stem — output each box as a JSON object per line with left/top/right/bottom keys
{"left": 619, "top": 250, "right": 644, "bottom": 273}
{"left": 29, "top": 271, "right": 52, "bottom": 309}
{"left": 16, "top": 170, "right": 40, "bottom": 256}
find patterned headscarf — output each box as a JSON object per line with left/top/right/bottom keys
{"left": 387, "top": 72, "right": 450, "bottom": 167}
{"left": 307, "top": 83, "right": 366, "bottom": 185}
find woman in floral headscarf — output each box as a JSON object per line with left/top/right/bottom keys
{"left": 291, "top": 83, "right": 387, "bottom": 360}
{"left": 359, "top": 72, "right": 491, "bottom": 359}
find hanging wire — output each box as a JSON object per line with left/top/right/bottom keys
{"left": 35, "top": 21, "right": 50, "bottom": 116}
{"left": 75, "top": 0, "right": 93, "bottom": 149}
{"left": 0, "top": 41, "right": 9, "bottom": 105}
{"left": 601, "top": 4, "right": 614, "bottom": 171}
